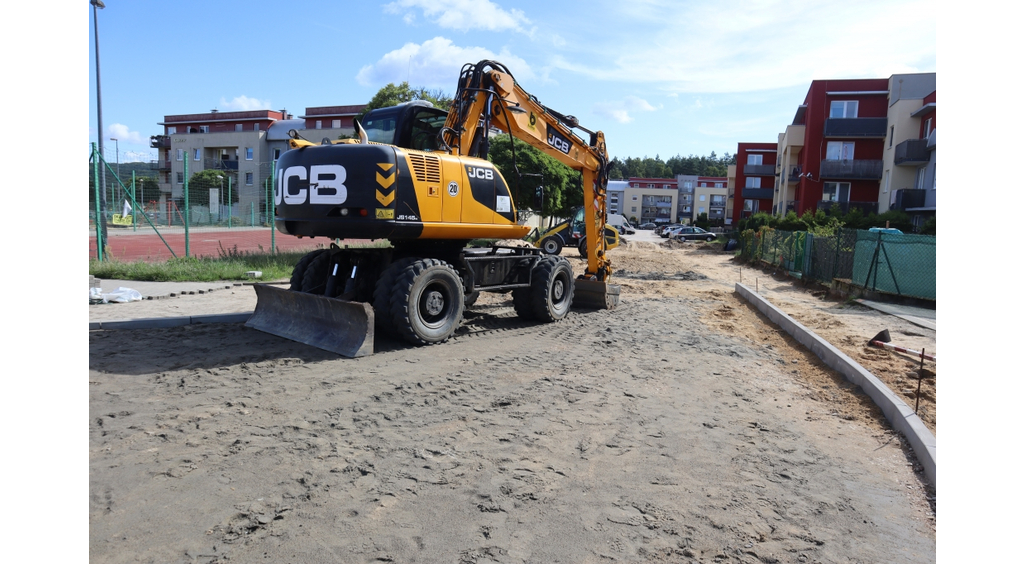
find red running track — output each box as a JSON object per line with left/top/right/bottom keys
{"left": 89, "top": 227, "right": 369, "bottom": 262}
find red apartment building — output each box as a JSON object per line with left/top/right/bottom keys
{"left": 790, "top": 79, "right": 889, "bottom": 216}
{"left": 733, "top": 142, "right": 777, "bottom": 220}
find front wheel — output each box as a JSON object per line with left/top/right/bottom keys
{"left": 540, "top": 236, "right": 563, "bottom": 255}
{"left": 389, "top": 259, "right": 465, "bottom": 346}
{"left": 707, "top": 235, "right": 716, "bottom": 242}
{"left": 578, "top": 237, "right": 587, "bottom": 257}
{"left": 529, "top": 256, "right": 574, "bottom": 321}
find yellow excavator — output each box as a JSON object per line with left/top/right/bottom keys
{"left": 246, "top": 60, "right": 619, "bottom": 356}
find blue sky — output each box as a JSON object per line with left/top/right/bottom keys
{"left": 87, "top": 0, "right": 935, "bottom": 164}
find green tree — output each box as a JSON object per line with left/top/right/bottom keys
{"left": 189, "top": 169, "right": 238, "bottom": 202}
{"left": 359, "top": 82, "right": 453, "bottom": 119}
{"left": 487, "top": 134, "right": 577, "bottom": 219}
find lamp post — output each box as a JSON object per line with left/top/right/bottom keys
{"left": 92, "top": 0, "right": 108, "bottom": 252}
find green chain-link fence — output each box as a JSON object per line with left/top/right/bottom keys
{"left": 738, "top": 227, "right": 935, "bottom": 301}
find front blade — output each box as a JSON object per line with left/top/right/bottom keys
{"left": 245, "top": 284, "right": 374, "bottom": 358}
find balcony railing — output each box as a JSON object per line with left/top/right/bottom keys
{"left": 819, "top": 159, "right": 883, "bottom": 180}
{"left": 787, "top": 165, "right": 802, "bottom": 183}
{"left": 741, "top": 187, "right": 774, "bottom": 199}
{"left": 817, "top": 200, "right": 878, "bottom": 215}
{"left": 155, "top": 159, "right": 171, "bottom": 171}
{"left": 894, "top": 138, "right": 929, "bottom": 166}
{"left": 743, "top": 164, "right": 775, "bottom": 176}
{"left": 204, "top": 158, "right": 240, "bottom": 171}
{"left": 150, "top": 135, "right": 171, "bottom": 149}
{"left": 823, "top": 117, "right": 887, "bottom": 138}
{"left": 893, "top": 189, "right": 926, "bottom": 210}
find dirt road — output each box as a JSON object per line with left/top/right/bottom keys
{"left": 89, "top": 238, "right": 935, "bottom": 563}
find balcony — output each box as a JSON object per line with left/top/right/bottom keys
{"left": 823, "top": 117, "right": 887, "bottom": 138}
{"left": 150, "top": 135, "right": 171, "bottom": 149}
{"left": 743, "top": 164, "right": 775, "bottom": 176}
{"left": 893, "top": 189, "right": 926, "bottom": 211}
{"left": 787, "top": 165, "right": 802, "bottom": 183}
{"left": 741, "top": 188, "right": 774, "bottom": 199}
{"left": 155, "top": 159, "right": 171, "bottom": 171}
{"left": 819, "top": 159, "right": 883, "bottom": 180}
{"left": 894, "top": 139, "right": 929, "bottom": 166}
{"left": 817, "top": 200, "right": 878, "bottom": 215}
{"left": 204, "top": 158, "right": 240, "bottom": 171}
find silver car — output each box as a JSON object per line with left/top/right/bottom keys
{"left": 669, "top": 226, "right": 717, "bottom": 242}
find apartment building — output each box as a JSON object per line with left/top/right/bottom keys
{"left": 882, "top": 77, "right": 936, "bottom": 229}
{"left": 772, "top": 73, "right": 935, "bottom": 223}
{"left": 151, "top": 104, "right": 366, "bottom": 216}
{"left": 693, "top": 176, "right": 728, "bottom": 223}
{"left": 733, "top": 142, "right": 777, "bottom": 220}
{"left": 622, "top": 177, "right": 678, "bottom": 224}
{"left": 607, "top": 180, "right": 628, "bottom": 217}
{"left": 676, "top": 175, "right": 697, "bottom": 223}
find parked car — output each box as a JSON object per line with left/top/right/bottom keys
{"left": 617, "top": 222, "right": 636, "bottom": 235}
{"left": 669, "top": 226, "right": 718, "bottom": 242}
{"left": 638, "top": 223, "right": 657, "bottom": 230}
{"left": 657, "top": 224, "right": 682, "bottom": 237}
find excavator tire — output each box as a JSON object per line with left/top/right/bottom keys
{"left": 300, "top": 250, "right": 334, "bottom": 295}
{"left": 389, "top": 258, "right": 465, "bottom": 346}
{"left": 372, "top": 257, "right": 418, "bottom": 335}
{"left": 464, "top": 290, "right": 480, "bottom": 307}
{"left": 512, "top": 286, "right": 535, "bottom": 320}
{"left": 577, "top": 236, "right": 588, "bottom": 257}
{"left": 289, "top": 249, "right": 328, "bottom": 291}
{"left": 528, "top": 256, "right": 574, "bottom": 322}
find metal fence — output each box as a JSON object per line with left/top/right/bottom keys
{"left": 89, "top": 143, "right": 296, "bottom": 262}
{"left": 738, "top": 227, "right": 935, "bottom": 301}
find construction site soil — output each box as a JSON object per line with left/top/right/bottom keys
{"left": 89, "top": 238, "right": 936, "bottom": 563}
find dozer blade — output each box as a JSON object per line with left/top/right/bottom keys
{"left": 572, "top": 279, "right": 621, "bottom": 310}
{"left": 245, "top": 284, "right": 374, "bottom": 358}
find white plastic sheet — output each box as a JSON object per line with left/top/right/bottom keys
{"left": 90, "top": 287, "right": 143, "bottom": 303}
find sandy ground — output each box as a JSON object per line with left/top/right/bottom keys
{"left": 89, "top": 236, "right": 936, "bottom": 563}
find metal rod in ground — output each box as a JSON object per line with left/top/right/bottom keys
{"left": 915, "top": 347, "right": 924, "bottom": 413}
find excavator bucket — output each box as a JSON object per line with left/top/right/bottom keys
{"left": 572, "top": 279, "right": 621, "bottom": 310}
{"left": 245, "top": 284, "right": 374, "bottom": 358}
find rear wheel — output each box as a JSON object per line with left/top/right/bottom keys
{"left": 372, "top": 258, "right": 418, "bottom": 335}
{"left": 300, "top": 251, "right": 334, "bottom": 295}
{"left": 578, "top": 237, "right": 588, "bottom": 257}
{"left": 390, "top": 259, "right": 465, "bottom": 346}
{"left": 529, "top": 256, "right": 574, "bottom": 321}
{"left": 540, "top": 236, "right": 563, "bottom": 255}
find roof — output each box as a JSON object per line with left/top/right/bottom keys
{"left": 266, "top": 119, "right": 308, "bottom": 141}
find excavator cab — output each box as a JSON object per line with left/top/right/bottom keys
{"left": 361, "top": 101, "right": 448, "bottom": 152}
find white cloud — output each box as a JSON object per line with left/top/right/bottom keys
{"left": 218, "top": 95, "right": 271, "bottom": 111}
{"left": 355, "top": 37, "right": 533, "bottom": 88}
{"left": 105, "top": 123, "right": 147, "bottom": 145}
{"left": 384, "top": 0, "right": 530, "bottom": 32}
{"left": 592, "top": 96, "right": 657, "bottom": 124}
{"left": 551, "top": 0, "right": 934, "bottom": 93}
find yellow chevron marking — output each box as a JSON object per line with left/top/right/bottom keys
{"left": 378, "top": 163, "right": 395, "bottom": 171}
{"left": 376, "top": 190, "right": 395, "bottom": 206}
{"left": 376, "top": 171, "right": 396, "bottom": 189}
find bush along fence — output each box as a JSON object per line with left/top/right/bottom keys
{"left": 737, "top": 227, "right": 935, "bottom": 301}
{"left": 90, "top": 143, "right": 280, "bottom": 262}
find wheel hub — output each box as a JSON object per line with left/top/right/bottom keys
{"left": 424, "top": 290, "right": 445, "bottom": 316}
{"left": 552, "top": 279, "right": 564, "bottom": 301}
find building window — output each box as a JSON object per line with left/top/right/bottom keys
{"left": 745, "top": 177, "right": 761, "bottom": 188}
{"left": 194, "top": 149, "right": 201, "bottom": 161}
{"left": 916, "top": 168, "right": 926, "bottom": 190}
{"left": 924, "top": 118, "right": 933, "bottom": 136}
{"left": 254, "top": 123, "right": 260, "bottom": 131}
{"left": 889, "top": 125, "right": 894, "bottom": 147}
{"left": 176, "top": 172, "right": 183, "bottom": 184}
{"left": 632, "top": 195, "right": 638, "bottom": 201}
{"left": 631, "top": 206, "right": 637, "bottom": 213}
{"left": 683, "top": 181, "right": 692, "bottom": 188}
{"left": 199, "top": 125, "right": 210, "bottom": 133}
{"left": 315, "top": 120, "right": 322, "bottom": 129}
{"left": 274, "top": 148, "right": 281, "bottom": 161}
{"left": 700, "top": 182, "right": 706, "bottom": 187}
{"left": 743, "top": 200, "right": 759, "bottom": 212}
{"left": 245, "top": 147, "right": 254, "bottom": 160}
{"left": 822, "top": 182, "right": 851, "bottom": 202}
{"left": 715, "top": 183, "right": 723, "bottom": 188}
{"left": 245, "top": 172, "right": 254, "bottom": 185}
{"left": 829, "top": 100, "right": 858, "bottom": 118}
{"left": 826, "top": 141, "right": 855, "bottom": 161}
{"left": 235, "top": 124, "right": 243, "bottom": 132}
{"left": 168, "top": 126, "right": 177, "bottom": 134}
{"left": 699, "top": 194, "right": 706, "bottom": 201}
{"left": 332, "top": 119, "right": 341, "bottom": 128}
{"left": 747, "top": 154, "right": 762, "bottom": 165}
{"left": 176, "top": 149, "right": 184, "bottom": 161}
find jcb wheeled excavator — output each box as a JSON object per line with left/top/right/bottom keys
{"left": 246, "top": 60, "right": 620, "bottom": 356}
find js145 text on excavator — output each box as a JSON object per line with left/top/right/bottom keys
{"left": 246, "top": 60, "right": 620, "bottom": 357}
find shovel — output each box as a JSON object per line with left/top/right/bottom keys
{"left": 868, "top": 329, "right": 935, "bottom": 362}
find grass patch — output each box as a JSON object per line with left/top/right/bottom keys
{"left": 89, "top": 241, "right": 385, "bottom": 282}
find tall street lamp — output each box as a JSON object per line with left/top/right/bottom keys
{"left": 110, "top": 136, "right": 119, "bottom": 208}
{"left": 92, "top": 0, "right": 108, "bottom": 251}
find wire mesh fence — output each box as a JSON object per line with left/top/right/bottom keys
{"left": 738, "top": 227, "right": 935, "bottom": 301}
{"left": 88, "top": 143, "right": 326, "bottom": 262}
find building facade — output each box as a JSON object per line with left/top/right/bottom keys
{"left": 151, "top": 105, "right": 366, "bottom": 220}
{"left": 881, "top": 76, "right": 936, "bottom": 229}
{"left": 621, "top": 177, "right": 678, "bottom": 224}
{"left": 694, "top": 176, "right": 728, "bottom": 223}
{"left": 733, "top": 142, "right": 777, "bottom": 221}
{"left": 676, "top": 175, "right": 697, "bottom": 223}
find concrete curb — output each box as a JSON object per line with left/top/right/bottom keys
{"left": 89, "top": 312, "right": 253, "bottom": 331}
{"left": 735, "top": 283, "right": 936, "bottom": 486}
